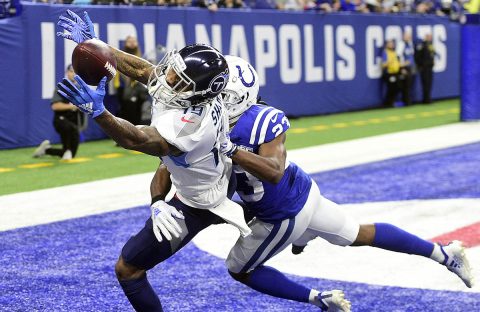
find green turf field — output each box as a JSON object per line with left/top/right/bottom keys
{"left": 0, "top": 100, "right": 459, "bottom": 196}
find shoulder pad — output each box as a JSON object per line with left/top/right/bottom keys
{"left": 248, "top": 106, "right": 290, "bottom": 145}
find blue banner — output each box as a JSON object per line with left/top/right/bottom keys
{"left": 0, "top": 3, "right": 461, "bottom": 149}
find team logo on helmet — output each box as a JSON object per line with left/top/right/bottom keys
{"left": 209, "top": 69, "right": 229, "bottom": 94}
{"left": 236, "top": 65, "right": 256, "bottom": 87}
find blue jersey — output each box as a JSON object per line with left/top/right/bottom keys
{"left": 230, "top": 104, "right": 312, "bottom": 223}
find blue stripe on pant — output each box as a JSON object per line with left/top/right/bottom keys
{"left": 240, "top": 221, "right": 282, "bottom": 273}
{"left": 240, "top": 218, "right": 295, "bottom": 273}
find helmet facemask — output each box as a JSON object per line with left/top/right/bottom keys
{"left": 222, "top": 89, "right": 250, "bottom": 124}
{"left": 148, "top": 50, "right": 197, "bottom": 109}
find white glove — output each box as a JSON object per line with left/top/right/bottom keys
{"left": 151, "top": 200, "right": 185, "bottom": 242}
{"left": 219, "top": 132, "right": 238, "bottom": 158}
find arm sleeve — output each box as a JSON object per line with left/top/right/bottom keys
{"left": 254, "top": 108, "right": 290, "bottom": 145}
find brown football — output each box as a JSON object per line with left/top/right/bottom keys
{"left": 72, "top": 39, "right": 117, "bottom": 85}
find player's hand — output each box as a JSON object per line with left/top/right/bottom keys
{"left": 57, "top": 10, "right": 96, "bottom": 44}
{"left": 57, "top": 75, "right": 106, "bottom": 118}
{"left": 151, "top": 200, "right": 185, "bottom": 242}
{"left": 219, "top": 131, "right": 238, "bottom": 158}
{"left": 218, "top": 110, "right": 238, "bottom": 157}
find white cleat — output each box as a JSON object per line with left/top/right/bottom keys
{"left": 318, "top": 290, "right": 351, "bottom": 312}
{"left": 33, "top": 140, "right": 51, "bottom": 158}
{"left": 440, "top": 240, "right": 475, "bottom": 288}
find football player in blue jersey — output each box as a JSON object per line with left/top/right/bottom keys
{"left": 214, "top": 55, "right": 474, "bottom": 308}
{"left": 149, "top": 55, "right": 474, "bottom": 311}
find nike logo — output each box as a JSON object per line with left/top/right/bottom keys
{"left": 271, "top": 113, "right": 278, "bottom": 123}
{"left": 181, "top": 116, "right": 194, "bottom": 123}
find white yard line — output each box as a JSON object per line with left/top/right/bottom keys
{"left": 288, "top": 122, "right": 480, "bottom": 173}
{"left": 0, "top": 122, "right": 479, "bottom": 232}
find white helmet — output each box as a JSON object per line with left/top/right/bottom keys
{"left": 222, "top": 55, "right": 259, "bottom": 124}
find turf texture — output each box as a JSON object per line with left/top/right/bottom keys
{"left": 0, "top": 99, "right": 459, "bottom": 196}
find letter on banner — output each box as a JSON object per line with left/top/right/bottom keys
{"left": 229, "top": 25, "right": 250, "bottom": 62}
{"left": 336, "top": 25, "right": 355, "bottom": 81}
{"left": 366, "top": 25, "right": 383, "bottom": 79}
{"left": 254, "top": 25, "right": 277, "bottom": 86}
{"left": 41, "top": 22, "right": 55, "bottom": 99}
{"left": 166, "top": 24, "right": 186, "bottom": 51}
{"left": 195, "top": 24, "right": 222, "bottom": 52}
{"left": 279, "top": 24, "right": 301, "bottom": 84}
{"left": 433, "top": 25, "right": 446, "bottom": 72}
{"left": 107, "top": 23, "right": 138, "bottom": 49}
{"left": 304, "top": 25, "right": 323, "bottom": 82}
{"left": 324, "top": 25, "right": 334, "bottom": 81}
{"left": 143, "top": 23, "right": 156, "bottom": 61}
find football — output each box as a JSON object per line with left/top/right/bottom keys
{"left": 72, "top": 39, "right": 117, "bottom": 85}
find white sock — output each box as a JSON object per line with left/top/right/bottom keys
{"left": 430, "top": 243, "right": 445, "bottom": 263}
{"left": 309, "top": 289, "right": 322, "bottom": 307}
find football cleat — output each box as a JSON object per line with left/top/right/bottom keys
{"left": 33, "top": 140, "right": 51, "bottom": 158}
{"left": 291, "top": 244, "right": 307, "bottom": 255}
{"left": 62, "top": 149, "right": 73, "bottom": 160}
{"left": 317, "top": 290, "right": 351, "bottom": 312}
{"left": 440, "top": 240, "right": 474, "bottom": 288}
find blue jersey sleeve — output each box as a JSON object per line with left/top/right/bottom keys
{"left": 249, "top": 107, "right": 290, "bottom": 145}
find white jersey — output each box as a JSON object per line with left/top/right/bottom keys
{"left": 150, "top": 97, "right": 230, "bottom": 209}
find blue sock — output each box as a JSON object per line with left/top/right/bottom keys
{"left": 119, "top": 274, "right": 163, "bottom": 312}
{"left": 238, "top": 265, "right": 311, "bottom": 303}
{"left": 373, "top": 223, "right": 434, "bottom": 257}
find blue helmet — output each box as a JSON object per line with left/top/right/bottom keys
{"left": 148, "top": 44, "right": 229, "bottom": 108}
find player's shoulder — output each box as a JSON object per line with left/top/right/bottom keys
{"left": 151, "top": 103, "right": 212, "bottom": 152}
{"left": 238, "top": 104, "right": 290, "bottom": 146}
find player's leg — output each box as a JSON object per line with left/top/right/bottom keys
{"left": 116, "top": 197, "right": 223, "bottom": 311}
{"left": 226, "top": 183, "right": 350, "bottom": 311}
{"left": 41, "top": 118, "right": 70, "bottom": 158}
{"left": 292, "top": 184, "right": 474, "bottom": 287}
{"left": 58, "top": 119, "right": 79, "bottom": 158}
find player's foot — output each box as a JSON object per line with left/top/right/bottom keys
{"left": 292, "top": 244, "right": 306, "bottom": 255}
{"left": 33, "top": 140, "right": 51, "bottom": 158}
{"left": 62, "top": 150, "right": 73, "bottom": 160}
{"left": 317, "top": 290, "right": 351, "bottom": 312}
{"left": 440, "top": 240, "right": 474, "bottom": 288}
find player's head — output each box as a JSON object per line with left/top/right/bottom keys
{"left": 148, "top": 44, "right": 229, "bottom": 108}
{"left": 385, "top": 39, "right": 395, "bottom": 50}
{"left": 222, "top": 55, "right": 259, "bottom": 125}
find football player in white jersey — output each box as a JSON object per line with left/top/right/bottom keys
{"left": 214, "top": 55, "right": 473, "bottom": 310}
{"left": 57, "top": 11, "right": 250, "bottom": 312}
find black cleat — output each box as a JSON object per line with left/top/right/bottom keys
{"left": 291, "top": 244, "right": 306, "bottom": 255}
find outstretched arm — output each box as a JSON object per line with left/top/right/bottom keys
{"left": 57, "top": 10, "right": 154, "bottom": 85}
{"left": 230, "top": 133, "right": 287, "bottom": 184}
{"left": 95, "top": 111, "right": 170, "bottom": 156}
{"left": 57, "top": 75, "right": 171, "bottom": 157}
{"left": 110, "top": 47, "right": 154, "bottom": 85}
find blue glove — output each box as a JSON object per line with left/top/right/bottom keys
{"left": 57, "top": 10, "right": 96, "bottom": 44}
{"left": 57, "top": 75, "right": 107, "bottom": 118}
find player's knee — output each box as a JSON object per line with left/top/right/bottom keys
{"left": 228, "top": 270, "right": 250, "bottom": 284}
{"left": 352, "top": 224, "right": 375, "bottom": 246}
{"left": 115, "top": 256, "right": 145, "bottom": 281}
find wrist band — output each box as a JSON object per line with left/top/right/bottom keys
{"left": 151, "top": 194, "right": 165, "bottom": 206}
